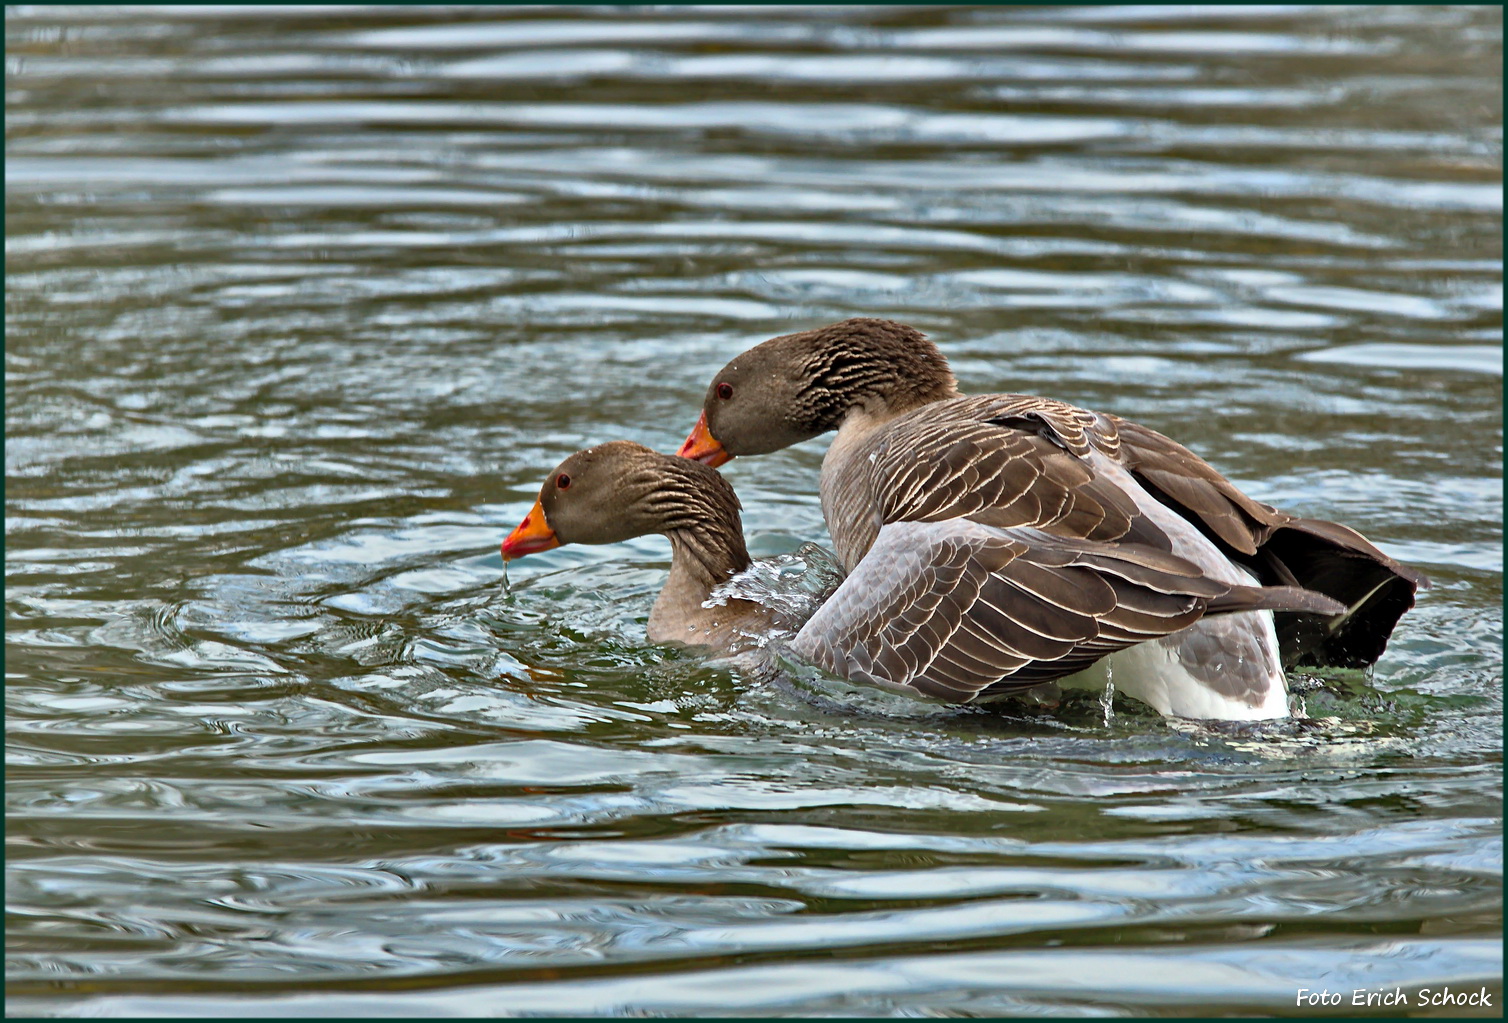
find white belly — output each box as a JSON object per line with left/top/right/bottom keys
{"left": 1059, "top": 609, "right": 1290, "bottom": 721}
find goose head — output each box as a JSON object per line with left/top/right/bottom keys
{"left": 502, "top": 440, "right": 749, "bottom": 574}
{"left": 501, "top": 442, "right": 762, "bottom": 647}
{"left": 678, "top": 317, "right": 957, "bottom": 466}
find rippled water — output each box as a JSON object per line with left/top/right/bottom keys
{"left": 6, "top": 4, "right": 1502, "bottom": 1016}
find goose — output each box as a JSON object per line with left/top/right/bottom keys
{"left": 501, "top": 442, "right": 777, "bottom": 649}
{"left": 676, "top": 318, "right": 1426, "bottom": 720}
{"left": 501, "top": 441, "right": 1346, "bottom": 714}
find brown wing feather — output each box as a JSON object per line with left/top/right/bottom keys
{"left": 865, "top": 396, "right": 1162, "bottom": 551}
{"left": 791, "top": 521, "right": 1339, "bottom": 703}
{"left": 1109, "top": 416, "right": 1283, "bottom": 555}
{"left": 825, "top": 395, "right": 1425, "bottom": 674}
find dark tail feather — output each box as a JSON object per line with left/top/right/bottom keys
{"left": 1259, "top": 518, "right": 1426, "bottom": 669}
{"left": 1207, "top": 584, "right": 1346, "bottom": 619}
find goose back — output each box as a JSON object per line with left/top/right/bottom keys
{"left": 819, "top": 393, "right": 1424, "bottom": 672}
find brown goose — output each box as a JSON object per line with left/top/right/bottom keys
{"left": 503, "top": 441, "right": 1345, "bottom": 712}
{"left": 677, "top": 318, "right": 1426, "bottom": 720}
{"left": 501, "top": 441, "right": 776, "bottom": 649}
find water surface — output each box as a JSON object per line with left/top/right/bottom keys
{"left": 5, "top": 4, "right": 1502, "bottom": 1016}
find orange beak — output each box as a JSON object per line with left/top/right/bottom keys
{"left": 501, "top": 497, "right": 560, "bottom": 561}
{"left": 677, "top": 410, "right": 733, "bottom": 468}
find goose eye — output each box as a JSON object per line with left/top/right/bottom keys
{"left": 716, "top": 382, "right": 734, "bottom": 400}
{"left": 555, "top": 473, "right": 571, "bottom": 490}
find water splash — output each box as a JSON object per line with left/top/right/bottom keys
{"left": 1100, "top": 663, "right": 1116, "bottom": 727}
{"left": 703, "top": 542, "right": 845, "bottom": 645}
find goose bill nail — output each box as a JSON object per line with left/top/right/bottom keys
{"left": 501, "top": 499, "right": 560, "bottom": 560}
{"left": 677, "top": 412, "right": 733, "bottom": 467}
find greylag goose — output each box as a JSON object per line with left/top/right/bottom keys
{"left": 502, "top": 441, "right": 776, "bottom": 649}
{"left": 677, "top": 318, "right": 1426, "bottom": 720}
{"left": 502, "top": 441, "right": 1345, "bottom": 713}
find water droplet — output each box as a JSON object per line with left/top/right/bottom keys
{"left": 1100, "top": 665, "right": 1116, "bottom": 727}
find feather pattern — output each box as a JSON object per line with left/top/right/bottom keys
{"left": 809, "top": 392, "right": 1411, "bottom": 717}
{"left": 790, "top": 520, "right": 1339, "bottom": 709}
{"left": 693, "top": 318, "right": 1425, "bottom": 718}
{"left": 824, "top": 395, "right": 1167, "bottom": 571}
